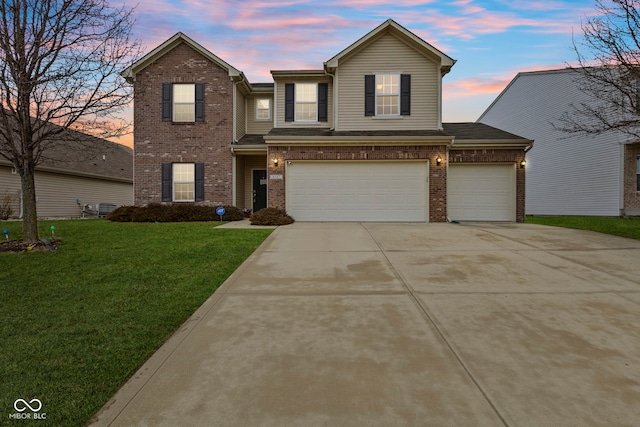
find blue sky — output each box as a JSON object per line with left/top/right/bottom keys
{"left": 118, "top": 0, "right": 597, "bottom": 145}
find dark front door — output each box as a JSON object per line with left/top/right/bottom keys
{"left": 252, "top": 169, "right": 267, "bottom": 212}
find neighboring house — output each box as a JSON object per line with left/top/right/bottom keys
{"left": 123, "top": 19, "right": 532, "bottom": 222}
{"left": 479, "top": 68, "right": 640, "bottom": 217}
{"left": 0, "top": 132, "right": 133, "bottom": 218}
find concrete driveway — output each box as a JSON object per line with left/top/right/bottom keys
{"left": 91, "top": 222, "right": 640, "bottom": 426}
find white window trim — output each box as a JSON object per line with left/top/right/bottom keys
{"left": 375, "top": 73, "right": 400, "bottom": 117}
{"left": 172, "top": 163, "right": 195, "bottom": 202}
{"left": 294, "top": 82, "right": 318, "bottom": 123}
{"left": 173, "top": 83, "right": 196, "bottom": 123}
{"left": 256, "top": 98, "right": 271, "bottom": 121}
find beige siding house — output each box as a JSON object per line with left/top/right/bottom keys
{"left": 0, "top": 135, "right": 133, "bottom": 219}
{"left": 125, "top": 19, "right": 531, "bottom": 222}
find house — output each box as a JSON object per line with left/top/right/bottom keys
{"left": 478, "top": 68, "right": 640, "bottom": 217}
{"left": 123, "top": 19, "right": 532, "bottom": 222}
{"left": 0, "top": 131, "right": 133, "bottom": 219}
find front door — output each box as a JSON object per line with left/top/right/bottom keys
{"left": 252, "top": 169, "right": 267, "bottom": 212}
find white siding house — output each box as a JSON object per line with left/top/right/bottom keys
{"left": 478, "top": 68, "right": 637, "bottom": 217}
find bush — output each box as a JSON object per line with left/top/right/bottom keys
{"left": 250, "top": 208, "right": 295, "bottom": 226}
{"left": 105, "top": 205, "right": 136, "bottom": 222}
{"left": 1, "top": 191, "right": 18, "bottom": 220}
{"left": 220, "top": 205, "right": 244, "bottom": 222}
{"left": 106, "top": 204, "right": 246, "bottom": 223}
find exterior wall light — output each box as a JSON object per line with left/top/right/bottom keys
{"left": 520, "top": 159, "right": 526, "bottom": 169}
{"left": 273, "top": 158, "right": 278, "bottom": 167}
{"left": 436, "top": 155, "right": 442, "bottom": 166}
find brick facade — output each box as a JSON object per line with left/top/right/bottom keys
{"left": 449, "top": 149, "right": 526, "bottom": 222}
{"left": 267, "top": 145, "right": 448, "bottom": 222}
{"left": 623, "top": 142, "right": 640, "bottom": 214}
{"left": 133, "top": 43, "right": 234, "bottom": 206}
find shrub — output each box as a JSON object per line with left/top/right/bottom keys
{"left": 1, "top": 191, "right": 18, "bottom": 220}
{"left": 105, "top": 205, "right": 136, "bottom": 222}
{"left": 106, "top": 204, "right": 246, "bottom": 222}
{"left": 250, "top": 208, "right": 295, "bottom": 226}
{"left": 130, "top": 203, "right": 174, "bottom": 222}
{"left": 221, "top": 205, "right": 244, "bottom": 221}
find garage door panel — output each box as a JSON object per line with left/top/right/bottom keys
{"left": 287, "top": 162, "right": 428, "bottom": 222}
{"left": 448, "top": 164, "right": 516, "bottom": 222}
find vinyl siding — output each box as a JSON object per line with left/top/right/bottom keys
{"left": 335, "top": 32, "right": 440, "bottom": 131}
{"left": 275, "top": 77, "right": 333, "bottom": 128}
{"left": 247, "top": 95, "right": 274, "bottom": 134}
{"left": 1, "top": 165, "right": 133, "bottom": 218}
{"left": 479, "top": 70, "right": 623, "bottom": 216}
{"left": 236, "top": 91, "right": 246, "bottom": 140}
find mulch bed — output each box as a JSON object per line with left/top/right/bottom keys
{"left": 0, "top": 239, "right": 60, "bottom": 253}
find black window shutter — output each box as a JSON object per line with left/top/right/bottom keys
{"left": 364, "top": 75, "right": 375, "bottom": 116}
{"left": 318, "top": 83, "right": 328, "bottom": 122}
{"left": 285, "top": 83, "right": 294, "bottom": 122}
{"left": 400, "top": 74, "right": 411, "bottom": 116}
{"left": 195, "top": 83, "right": 205, "bottom": 122}
{"left": 161, "top": 163, "right": 172, "bottom": 201}
{"left": 195, "top": 163, "right": 205, "bottom": 202}
{"left": 162, "top": 83, "right": 172, "bottom": 122}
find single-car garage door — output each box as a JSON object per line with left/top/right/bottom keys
{"left": 286, "top": 161, "right": 428, "bottom": 222}
{"left": 448, "top": 164, "right": 516, "bottom": 221}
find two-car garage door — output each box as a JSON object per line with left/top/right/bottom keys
{"left": 286, "top": 161, "right": 428, "bottom": 222}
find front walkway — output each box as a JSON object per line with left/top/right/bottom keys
{"left": 91, "top": 222, "right": 640, "bottom": 426}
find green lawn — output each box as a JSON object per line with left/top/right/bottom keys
{"left": 0, "top": 219, "right": 272, "bottom": 426}
{"left": 526, "top": 215, "right": 640, "bottom": 240}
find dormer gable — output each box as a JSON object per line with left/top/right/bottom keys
{"left": 121, "top": 32, "right": 250, "bottom": 93}
{"left": 325, "top": 19, "right": 456, "bottom": 132}
{"left": 324, "top": 19, "right": 455, "bottom": 76}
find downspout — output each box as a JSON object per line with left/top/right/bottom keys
{"left": 324, "top": 69, "right": 336, "bottom": 130}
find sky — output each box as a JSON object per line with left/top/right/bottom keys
{"left": 115, "top": 0, "right": 597, "bottom": 146}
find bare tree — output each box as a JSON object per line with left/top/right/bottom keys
{"left": 0, "top": 0, "right": 140, "bottom": 242}
{"left": 558, "top": 0, "right": 640, "bottom": 139}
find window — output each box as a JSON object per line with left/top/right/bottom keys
{"left": 161, "top": 163, "right": 205, "bottom": 202}
{"left": 295, "top": 83, "right": 317, "bottom": 121}
{"left": 173, "top": 84, "right": 195, "bottom": 122}
{"left": 376, "top": 74, "right": 399, "bottom": 116}
{"left": 365, "top": 74, "right": 410, "bottom": 117}
{"left": 162, "top": 83, "right": 204, "bottom": 122}
{"left": 256, "top": 98, "right": 271, "bottom": 120}
{"left": 173, "top": 163, "right": 195, "bottom": 201}
{"left": 284, "top": 83, "right": 328, "bottom": 122}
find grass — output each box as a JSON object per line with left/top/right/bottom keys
{"left": 526, "top": 215, "right": 640, "bottom": 240}
{"left": 0, "top": 219, "right": 272, "bottom": 426}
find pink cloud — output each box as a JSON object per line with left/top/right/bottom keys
{"left": 444, "top": 62, "right": 572, "bottom": 100}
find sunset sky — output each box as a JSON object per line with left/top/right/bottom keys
{"left": 116, "top": 0, "right": 597, "bottom": 146}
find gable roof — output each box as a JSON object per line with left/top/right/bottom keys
{"left": 324, "top": 19, "right": 456, "bottom": 76}
{"left": 1, "top": 132, "right": 133, "bottom": 182}
{"left": 477, "top": 68, "right": 576, "bottom": 122}
{"left": 121, "top": 32, "right": 245, "bottom": 83}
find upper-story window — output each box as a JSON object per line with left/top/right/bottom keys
{"left": 376, "top": 74, "right": 400, "bottom": 116}
{"left": 295, "top": 84, "right": 317, "bottom": 121}
{"left": 162, "top": 83, "right": 205, "bottom": 122}
{"left": 284, "top": 83, "right": 328, "bottom": 123}
{"left": 365, "top": 74, "right": 411, "bottom": 117}
{"left": 173, "top": 84, "right": 196, "bottom": 122}
{"left": 256, "top": 98, "right": 271, "bottom": 120}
